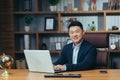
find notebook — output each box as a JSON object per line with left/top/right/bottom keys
{"left": 24, "top": 50, "right": 81, "bottom": 78}
{"left": 24, "top": 50, "right": 60, "bottom": 73}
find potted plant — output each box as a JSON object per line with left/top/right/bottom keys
{"left": 24, "top": 15, "right": 33, "bottom": 32}
{"left": 47, "top": 0, "right": 60, "bottom": 11}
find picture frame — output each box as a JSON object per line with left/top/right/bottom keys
{"left": 45, "top": 17, "right": 55, "bottom": 30}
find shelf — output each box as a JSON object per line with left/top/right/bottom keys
{"left": 39, "top": 31, "right": 60, "bottom": 34}
{"left": 13, "top": 10, "right": 120, "bottom": 15}
{"left": 60, "top": 10, "right": 104, "bottom": 14}
{"left": 14, "top": 10, "right": 120, "bottom": 14}
{"left": 110, "top": 50, "right": 120, "bottom": 53}
{"left": 14, "top": 11, "right": 59, "bottom": 14}
{"left": 14, "top": 30, "right": 120, "bottom": 34}
{"left": 105, "top": 10, "right": 120, "bottom": 13}
{"left": 14, "top": 32, "right": 37, "bottom": 34}
{"left": 106, "top": 30, "right": 120, "bottom": 33}
{"left": 13, "top": 30, "right": 119, "bottom": 34}
{"left": 60, "top": 31, "right": 106, "bottom": 33}
{"left": 86, "top": 31, "right": 109, "bottom": 33}
{"left": 86, "top": 30, "right": 120, "bottom": 33}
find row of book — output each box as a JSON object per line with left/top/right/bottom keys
{"left": 108, "top": 0, "right": 120, "bottom": 10}
{"left": 42, "top": 36, "right": 69, "bottom": 50}
{"left": 109, "top": 34, "right": 120, "bottom": 50}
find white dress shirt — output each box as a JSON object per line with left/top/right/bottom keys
{"left": 72, "top": 40, "right": 83, "bottom": 64}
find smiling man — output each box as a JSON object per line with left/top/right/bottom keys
{"left": 54, "top": 21, "right": 97, "bottom": 71}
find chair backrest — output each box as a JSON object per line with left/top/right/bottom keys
{"left": 96, "top": 51, "right": 108, "bottom": 69}
{"left": 84, "top": 33, "right": 109, "bottom": 69}
{"left": 84, "top": 33, "right": 108, "bottom": 48}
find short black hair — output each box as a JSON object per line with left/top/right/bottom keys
{"left": 68, "top": 21, "right": 83, "bottom": 30}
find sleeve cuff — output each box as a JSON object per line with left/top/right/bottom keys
{"left": 64, "top": 64, "right": 67, "bottom": 71}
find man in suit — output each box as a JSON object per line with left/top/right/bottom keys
{"left": 54, "top": 21, "right": 97, "bottom": 71}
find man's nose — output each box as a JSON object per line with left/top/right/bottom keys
{"left": 73, "top": 32, "right": 77, "bottom": 36}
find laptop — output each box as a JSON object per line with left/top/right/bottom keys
{"left": 24, "top": 50, "right": 81, "bottom": 78}
{"left": 24, "top": 50, "right": 60, "bottom": 73}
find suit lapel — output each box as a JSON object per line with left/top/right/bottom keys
{"left": 77, "top": 40, "right": 85, "bottom": 62}
{"left": 69, "top": 43, "right": 73, "bottom": 63}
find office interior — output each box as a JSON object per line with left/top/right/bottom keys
{"left": 0, "top": 0, "right": 120, "bottom": 70}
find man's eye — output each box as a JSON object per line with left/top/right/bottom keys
{"left": 69, "top": 30, "right": 80, "bottom": 34}
{"left": 70, "top": 32, "right": 73, "bottom": 34}
{"left": 75, "top": 30, "right": 80, "bottom": 33}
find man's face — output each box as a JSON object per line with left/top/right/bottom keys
{"left": 69, "top": 26, "right": 85, "bottom": 45}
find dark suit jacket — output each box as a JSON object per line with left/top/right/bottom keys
{"left": 54, "top": 40, "right": 97, "bottom": 71}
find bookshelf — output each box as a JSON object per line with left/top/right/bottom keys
{"left": 11, "top": 0, "right": 120, "bottom": 68}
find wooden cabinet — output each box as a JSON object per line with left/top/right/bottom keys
{"left": 0, "top": 0, "right": 14, "bottom": 58}
{"left": 13, "top": 0, "right": 120, "bottom": 68}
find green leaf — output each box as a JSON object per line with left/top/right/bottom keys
{"left": 24, "top": 15, "right": 33, "bottom": 25}
{"left": 48, "top": 0, "right": 60, "bottom": 5}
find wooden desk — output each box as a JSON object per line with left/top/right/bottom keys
{"left": 0, "top": 69, "right": 120, "bottom": 80}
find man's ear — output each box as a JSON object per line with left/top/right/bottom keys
{"left": 82, "top": 30, "right": 85, "bottom": 36}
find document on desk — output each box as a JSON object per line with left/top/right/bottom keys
{"left": 44, "top": 73, "right": 81, "bottom": 78}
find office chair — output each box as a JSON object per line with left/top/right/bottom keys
{"left": 84, "top": 33, "right": 109, "bottom": 69}
{"left": 96, "top": 50, "right": 108, "bottom": 69}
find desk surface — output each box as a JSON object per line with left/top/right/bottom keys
{"left": 0, "top": 69, "right": 120, "bottom": 80}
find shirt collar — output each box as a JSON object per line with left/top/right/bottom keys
{"left": 73, "top": 39, "right": 84, "bottom": 48}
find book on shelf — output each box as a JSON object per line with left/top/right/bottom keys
{"left": 108, "top": 0, "right": 120, "bottom": 10}
{"left": 24, "top": 35, "right": 30, "bottom": 50}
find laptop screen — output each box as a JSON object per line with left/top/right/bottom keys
{"left": 24, "top": 50, "right": 55, "bottom": 73}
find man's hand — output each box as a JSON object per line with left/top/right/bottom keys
{"left": 54, "top": 64, "right": 66, "bottom": 71}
